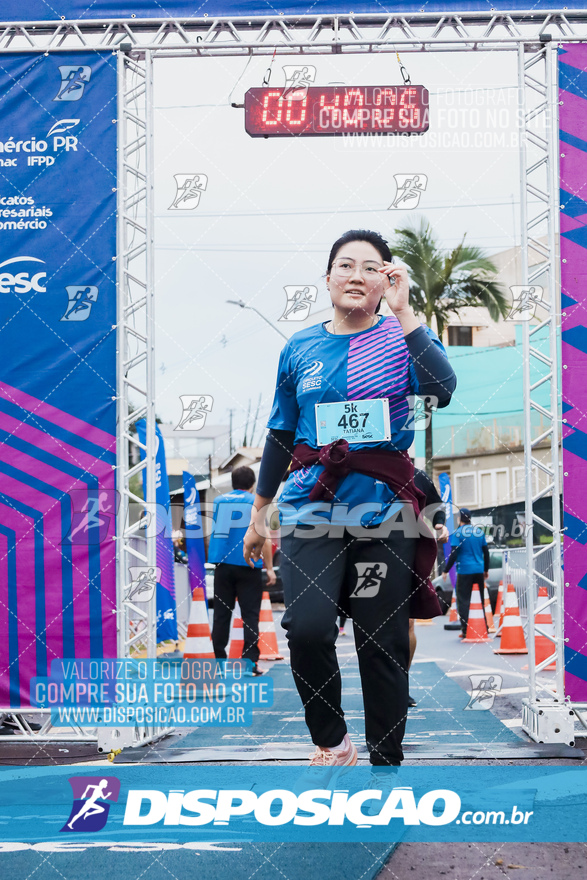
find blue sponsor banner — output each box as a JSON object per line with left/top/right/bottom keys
{"left": 183, "top": 470, "right": 207, "bottom": 605}
{"left": 0, "top": 51, "right": 117, "bottom": 707}
{"left": 437, "top": 471, "right": 456, "bottom": 589}
{"left": 2, "top": 1, "right": 587, "bottom": 22}
{"left": 136, "top": 420, "right": 178, "bottom": 642}
{"left": 0, "top": 766, "right": 585, "bottom": 843}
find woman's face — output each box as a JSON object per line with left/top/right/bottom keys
{"left": 326, "top": 239, "right": 391, "bottom": 317}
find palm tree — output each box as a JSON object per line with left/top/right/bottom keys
{"left": 390, "top": 218, "right": 509, "bottom": 474}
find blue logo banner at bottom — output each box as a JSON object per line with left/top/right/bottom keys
{"left": 1, "top": 766, "right": 585, "bottom": 843}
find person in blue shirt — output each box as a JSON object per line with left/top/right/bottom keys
{"left": 208, "top": 466, "right": 275, "bottom": 674}
{"left": 243, "top": 229, "right": 456, "bottom": 771}
{"left": 443, "top": 508, "right": 490, "bottom": 637}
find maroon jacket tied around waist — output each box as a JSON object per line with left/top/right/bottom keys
{"left": 290, "top": 439, "right": 442, "bottom": 619}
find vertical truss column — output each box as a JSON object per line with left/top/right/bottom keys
{"left": 116, "top": 49, "right": 157, "bottom": 662}
{"left": 518, "top": 43, "right": 573, "bottom": 744}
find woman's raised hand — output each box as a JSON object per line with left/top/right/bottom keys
{"left": 378, "top": 262, "right": 411, "bottom": 316}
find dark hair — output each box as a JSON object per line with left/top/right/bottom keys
{"left": 326, "top": 229, "right": 392, "bottom": 314}
{"left": 232, "top": 465, "right": 256, "bottom": 491}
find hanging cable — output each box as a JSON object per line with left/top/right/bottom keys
{"left": 228, "top": 53, "right": 253, "bottom": 106}
{"left": 262, "top": 48, "right": 277, "bottom": 86}
{"left": 395, "top": 49, "right": 411, "bottom": 86}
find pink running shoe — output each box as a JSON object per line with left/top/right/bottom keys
{"left": 309, "top": 733, "right": 358, "bottom": 767}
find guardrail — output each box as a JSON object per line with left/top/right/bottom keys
{"left": 503, "top": 544, "right": 556, "bottom": 620}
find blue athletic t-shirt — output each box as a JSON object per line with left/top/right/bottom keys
{"left": 267, "top": 315, "right": 447, "bottom": 525}
{"left": 451, "top": 525, "right": 488, "bottom": 574}
{"left": 207, "top": 490, "right": 263, "bottom": 568}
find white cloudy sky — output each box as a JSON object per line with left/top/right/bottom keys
{"left": 151, "top": 47, "right": 521, "bottom": 452}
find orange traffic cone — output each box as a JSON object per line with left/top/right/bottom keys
{"left": 483, "top": 586, "right": 496, "bottom": 633}
{"left": 228, "top": 601, "right": 244, "bottom": 659}
{"left": 183, "top": 586, "right": 215, "bottom": 658}
{"left": 462, "top": 583, "right": 491, "bottom": 642}
{"left": 258, "top": 592, "right": 284, "bottom": 660}
{"left": 525, "top": 586, "right": 556, "bottom": 670}
{"left": 444, "top": 587, "right": 461, "bottom": 631}
{"left": 493, "top": 583, "right": 528, "bottom": 654}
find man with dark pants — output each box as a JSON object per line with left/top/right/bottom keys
{"left": 443, "top": 508, "right": 489, "bottom": 638}
{"left": 208, "top": 466, "right": 275, "bottom": 674}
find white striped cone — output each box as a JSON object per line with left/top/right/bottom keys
{"left": 483, "top": 586, "right": 496, "bottom": 633}
{"left": 462, "top": 582, "right": 491, "bottom": 642}
{"left": 183, "top": 586, "right": 215, "bottom": 658}
{"left": 444, "top": 585, "right": 461, "bottom": 631}
{"left": 258, "top": 592, "right": 284, "bottom": 660}
{"left": 228, "top": 601, "right": 244, "bottom": 659}
{"left": 448, "top": 589, "right": 459, "bottom": 623}
{"left": 494, "top": 580, "right": 506, "bottom": 635}
{"left": 493, "top": 583, "right": 528, "bottom": 654}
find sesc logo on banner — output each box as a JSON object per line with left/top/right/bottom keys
{"left": 0, "top": 256, "right": 46, "bottom": 294}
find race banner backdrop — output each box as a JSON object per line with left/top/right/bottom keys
{"left": 559, "top": 43, "right": 587, "bottom": 702}
{"left": 136, "top": 420, "right": 178, "bottom": 642}
{"left": 0, "top": 51, "right": 117, "bottom": 707}
{"left": 437, "top": 471, "right": 456, "bottom": 590}
{"left": 1, "top": 1, "right": 587, "bottom": 21}
{"left": 183, "top": 470, "right": 207, "bottom": 606}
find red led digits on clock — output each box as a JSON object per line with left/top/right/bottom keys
{"left": 261, "top": 90, "right": 282, "bottom": 126}
{"left": 245, "top": 85, "right": 429, "bottom": 137}
{"left": 318, "top": 92, "right": 340, "bottom": 131}
{"left": 285, "top": 97, "right": 308, "bottom": 126}
{"left": 261, "top": 91, "right": 308, "bottom": 127}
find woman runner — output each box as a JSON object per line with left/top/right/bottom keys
{"left": 243, "top": 229, "right": 456, "bottom": 768}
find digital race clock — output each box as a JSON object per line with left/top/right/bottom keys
{"left": 244, "top": 85, "right": 429, "bottom": 138}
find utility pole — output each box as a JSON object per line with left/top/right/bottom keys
{"left": 227, "top": 408, "right": 235, "bottom": 455}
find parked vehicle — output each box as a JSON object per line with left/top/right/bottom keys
{"left": 432, "top": 548, "right": 504, "bottom": 614}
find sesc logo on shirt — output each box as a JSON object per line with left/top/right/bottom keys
{"left": 301, "top": 359, "right": 324, "bottom": 393}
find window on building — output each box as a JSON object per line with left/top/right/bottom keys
{"left": 478, "top": 468, "right": 509, "bottom": 508}
{"left": 448, "top": 326, "right": 473, "bottom": 346}
{"left": 455, "top": 472, "right": 477, "bottom": 506}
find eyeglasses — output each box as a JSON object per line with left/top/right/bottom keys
{"left": 331, "top": 257, "right": 384, "bottom": 279}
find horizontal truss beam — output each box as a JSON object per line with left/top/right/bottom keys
{"left": 3, "top": 12, "right": 587, "bottom": 54}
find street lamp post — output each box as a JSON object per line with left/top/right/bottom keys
{"left": 226, "top": 298, "right": 288, "bottom": 341}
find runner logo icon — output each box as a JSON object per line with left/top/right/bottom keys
{"left": 175, "top": 394, "right": 214, "bottom": 431}
{"left": 54, "top": 66, "right": 92, "bottom": 102}
{"left": 350, "top": 562, "right": 387, "bottom": 598}
{"left": 126, "top": 566, "right": 161, "bottom": 603}
{"left": 169, "top": 174, "right": 208, "bottom": 210}
{"left": 507, "top": 285, "right": 543, "bottom": 322}
{"left": 389, "top": 173, "right": 428, "bottom": 210}
{"left": 281, "top": 65, "right": 316, "bottom": 100}
{"left": 61, "top": 776, "right": 120, "bottom": 832}
{"left": 465, "top": 674, "right": 503, "bottom": 710}
{"left": 279, "top": 285, "right": 317, "bottom": 322}
{"left": 61, "top": 285, "right": 98, "bottom": 321}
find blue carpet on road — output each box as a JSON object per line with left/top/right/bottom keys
{"left": 178, "top": 660, "right": 519, "bottom": 750}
